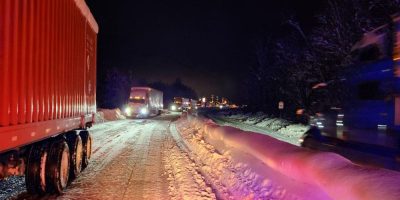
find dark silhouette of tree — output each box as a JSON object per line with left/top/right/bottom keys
{"left": 100, "top": 67, "right": 131, "bottom": 109}
{"left": 245, "top": 0, "right": 399, "bottom": 118}
{"left": 149, "top": 78, "right": 198, "bottom": 107}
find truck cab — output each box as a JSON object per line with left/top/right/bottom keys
{"left": 301, "top": 15, "right": 400, "bottom": 163}
{"left": 307, "top": 59, "right": 400, "bottom": 147}
{"left": 125, "top": 87, "right": 163, "bottom": 118}
{"left": 170, "top": 97, "right": 190, "bottom": 112}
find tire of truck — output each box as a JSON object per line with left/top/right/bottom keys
{"left": 80, "top": 130, "right": 92, "bottom": 169}
{"left": 45, "top": 139, "right": 70, "bottom": 194}
{"left": 25, "top": 142, "right": 49, "bottom": 194}
{"left": 66, "top": 133, "right": 83, "bottom": 180}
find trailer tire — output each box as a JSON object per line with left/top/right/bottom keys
{"left": 67, "top": 133, "right": 83, "bottom": 180}
{"left": 45, "top": 139, "right": 70, "bottom": 194}
{"left": 81, "top": 131, "right": 92, "bottom": 169}
{"left": 25, "top": 142, "right": 49, "bottom": 194}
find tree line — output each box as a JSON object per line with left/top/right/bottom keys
{"left": 245, "top": 0, "right": 400, "bottom": 119}
{"left": 97, "top": 67, "right": 197, "bottom": 109}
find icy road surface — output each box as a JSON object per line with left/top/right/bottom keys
{"left": 3, "top": 114, "right": 216, "bottom": 200}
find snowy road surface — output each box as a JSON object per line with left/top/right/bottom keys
{"left": 1, "top": 114, "right": 216, "bottom": 200}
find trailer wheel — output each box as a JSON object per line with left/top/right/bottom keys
{"left": 67, "top": 133, "right": 83, "bottom": 180}
{"left": 25, "top": 142, "right": 49, "bottom": 194}
{"left": 46, "top": 139, "right": 70, "bottom": 194}
{"left": 81, "top": 131, "right": 92, "bottom": 169}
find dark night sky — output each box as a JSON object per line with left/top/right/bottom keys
{"left": 86, "top": 0, "right": 323, "bottom": 102}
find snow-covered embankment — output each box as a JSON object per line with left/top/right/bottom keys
{"left": 95, "top": 108, "right": 126, "bottom": 123}
{"left": 210, "top": 111, "right": 309, "bottom": 146}
{"left": 175, "top": 115, "right": 400, "bottom": 200}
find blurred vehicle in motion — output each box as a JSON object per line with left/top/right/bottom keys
{"left": 170, "top": 97, "right": 189, "bottom": 111}
{"left": 0, "top": 0, "right": 98, "bottom": 194}
{"left": 190, "top": 99, "right": 198, "bottom": 110}
{"left": 125, "top": 87, "right": 163, "bottom": 118}
{"left": 300, "top": 15, "right": 400, "bottom": 168}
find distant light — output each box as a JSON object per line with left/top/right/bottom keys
{"left": 171, "top": 105, "right": 177, "bottom": 111}
{"left": 336, "top": 123, "right": 344, "bottom": 127}
{"left": 219, "top": 105, "right": 223, "bottom": 109}
{"left": 125, "top": 107, "right": 131, "bottom": 114}
{"left": 202, "top": 97, "right": 206, "bottom": 102}
{"left": 378, "top": 124, "right": 387, "bottom": 130}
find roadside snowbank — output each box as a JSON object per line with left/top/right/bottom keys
{"left": 174, "top": 117, "right": 328, "bottom": 200}
{"left": 212, "top": 111, "right": 309, "bottom": 146}
{"left": 177, "top": 116, "right": 400, "bottom": 200}
{"left": 95, "top": 108, "right": 126, "bottom": 122}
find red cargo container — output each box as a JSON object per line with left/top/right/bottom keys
{"left": 0, "top": 0, "right": 98, "bottom": 194}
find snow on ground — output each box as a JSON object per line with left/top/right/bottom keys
{"left": 177, "top": 116, "right": 400, "bottom": 200}
{"left": 4, "top": 110, "right": 400, "bottom": 200}
{"left": 210, "top": 111, "right": 309, "bottom": 146}
{"left": 173, "top": 117, "right": 328, "bottom": 200}
{"left": 96, "top": 108, "right": 126, "bottom": 122}
{"left": 1, "top": 113, "right": 218, "bottom": 200}
{"left": 164, "top": 139, "right": 216, "bottom": 200}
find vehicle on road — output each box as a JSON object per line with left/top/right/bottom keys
{"left": 190, "top": 99, "right": 198, "bottom": 110}
{"left": 0, "top": 0, "right": 98, "bottom": 194}
{"left": 125, "top": 87, "right": 163, "bottom": 118}
{"left": 170, "top": 97, "right": 190, "bottom": 111}
{"left": 300, "top": 15, "right": 400, "bottom": 166}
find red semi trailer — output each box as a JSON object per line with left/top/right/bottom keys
{"left": 0, "top": 0, "right": 98, "bottom": 194}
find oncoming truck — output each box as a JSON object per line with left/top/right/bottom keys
{"left": 124, "top": 87, "right": 163, "bottom": 118}
{"left": 170, "top": 97, "right": 190, "bottom": 111}
{"left": 0, "top": 0, "right": 98, "bottom": 194}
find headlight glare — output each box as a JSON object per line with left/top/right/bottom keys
{"left": 140, "top": 107, "right": 149, "bottom": 115}
{"left": 171, "top": 105, "right": 177, "bottom": 111}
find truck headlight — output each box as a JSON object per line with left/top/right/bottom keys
{"left": 140, "top": 107, "right": 149, "bottom": 115}
{"left": 171, "top": 105, "right": 177, "bottom": 111}
{"left": 125, "top": 107, "right": 131, "bottom": 114}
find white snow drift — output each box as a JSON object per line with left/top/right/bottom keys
{"left": 176, "top": 115, "right": 400, "bottom": 200}
{"left": 211, "top": 111, "right": 309, "bottom": 146}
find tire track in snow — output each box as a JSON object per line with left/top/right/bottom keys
{"left": 166, "top": 123, "right": 218, "bottom": 200}
{"left": 57, "top": 121, "right": 148, "bottom": 200}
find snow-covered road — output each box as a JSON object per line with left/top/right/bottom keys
{"left": 2, "top": 114, "right": 216, "bottom": 200}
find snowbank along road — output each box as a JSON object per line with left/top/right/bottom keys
{"left": 1, "top": 113, "right": 216, "bottom": 200}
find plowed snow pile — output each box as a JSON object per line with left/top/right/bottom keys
{"left": 211, "top": 111, "right": 309, "bottom": 145}
{"left": 96, "top": 108, "right": 126, "bottom": 122}
{"left": 173, "top": 117, "right": 328, "bottom": 200}
{"left": 175, "top": 116, "right": 400, "bottom": 200}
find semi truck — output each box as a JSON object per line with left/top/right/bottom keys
{"left": 301, "top": 15, "right": 400, "bottom": 168}
{"left": 124, "top": 87, "right": 163, "bottom": 118}
{"left": 190, "top": 99, "right": 198, "bottom": 110}
{"left": 170, "top": 97, "right": 190, "bottom": 111}
{"left": 0, "top": 0, "right": 98, "bottom": 194}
